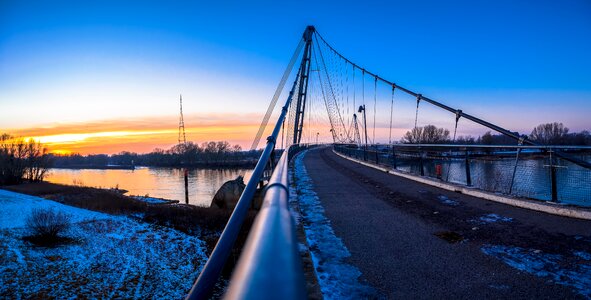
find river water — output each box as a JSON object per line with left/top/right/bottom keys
{"left": 46, "top": 154, "right": 590, "bottom": 208}
{"left": 46, "top": 167, "right": 252, "bottom": 207}
{"left": 394, "top": 157, "right": 591, "bottom": 206}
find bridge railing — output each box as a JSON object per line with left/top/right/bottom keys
{"left": 334, "top": 144, "right": 591, "bottom": 207}
{"left": 224, "top": 143, "right": 311, "bottom": 299}
{"left": 186, "top": 57, "right": 310, "bottom": 298}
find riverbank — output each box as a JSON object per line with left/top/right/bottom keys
{"left": 0, "top": 189, "right": 208, "bottom": 298}
{"left": 1, "top": 181, "right": 259, "bottom": 296}
{"left": 2, "top": 182, "right": 258, "bottom": 258}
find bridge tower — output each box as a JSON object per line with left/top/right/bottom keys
{"left": 292, "top": 26, "right": 315, "bottom": 144}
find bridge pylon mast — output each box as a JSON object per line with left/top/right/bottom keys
{"left": 292, "top": 26, "right": 314, "bottom": 145}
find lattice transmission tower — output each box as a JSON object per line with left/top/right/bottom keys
{"left": 178, "top": 94, "right": 187, "bottom": 146}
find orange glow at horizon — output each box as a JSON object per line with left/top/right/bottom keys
{"left": 6, "top": 113, "right": 266, "bottom": 155}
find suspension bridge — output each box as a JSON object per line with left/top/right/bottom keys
{"left": 187, "top": 26, "right": 591, "bottom": 299}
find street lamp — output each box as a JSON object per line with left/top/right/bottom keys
{"left": 358, "top": 105, "right": 368, "bottom": 160}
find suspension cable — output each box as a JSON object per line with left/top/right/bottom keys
{"left": 352, "top": 64, "right": 356, "bottom": 113}
{"left": 373, "top": 76, "right": 377, "bottom": 143}
{"left": 362, "top": 69, "right": 365, "bottom": 107}
{"left": 250, "top": 38, "right": 305, "bottom": 150}
{"left": 314, "top": 30, "right": 526, "bottom": 144}
{"left": 414, "top": 94, "right": 421, "bottom": 130}
{"left": 281, "top": 118, "right": 285, "bottom": 149}
{"left": 445, "top": 111, "right": 462, "bottom": 181}
{"left": 312, "top": 29, "right": 591, "bottom": 169}
{"left": 389, "top": 84, "right": 395, "bottom": 144}
{"left": 346, "top": 61, "right": 349, "bottom": 126}
{"left": 313, "top": 34, "right": 351, "bottom": 142}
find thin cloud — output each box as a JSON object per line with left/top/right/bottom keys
{"left": 4, "top": 112, "right": 267, "bottom": 154}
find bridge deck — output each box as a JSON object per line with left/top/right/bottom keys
{"left": 302, "top": 147, "right": 590, "bottom": 298}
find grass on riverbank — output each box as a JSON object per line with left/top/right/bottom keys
{"left": 2, "top": 182, "right": 258, "bottom": 258}
{"left": 0, "top": 189, "right": 209, "bottom": 299}
{"left": 2, "top": 181, "right": 259, "bottom": 297}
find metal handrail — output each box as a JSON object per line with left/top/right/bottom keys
{"left": 335, "top": 143, "right": 591, "bottom": 150}
{"left": 186, "top": 69, "right": 304, "bottom": 300}
{"left": 224, "top": 144, "right": 307, "bottom": 299}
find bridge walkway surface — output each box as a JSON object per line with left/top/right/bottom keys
{"left": 301, "top": 147, "right": 591, "bottom": 299}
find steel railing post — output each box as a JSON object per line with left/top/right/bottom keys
{"left": 550, "top": 149, "right": 558, "bottom": 202}
{"left": 508, "top": 147, "right": 522, "bottom": 195}
{"left": 465, "top": 150, "right": 472, "bottom": 186}
{"left": 419, "top": 149, "right": 425, "bottom": 176}
{"left": 375, "top": 146, "right": 379, "bottom": 164}
{"left": 392, "top": 146, "right": 397, "bottom": 169}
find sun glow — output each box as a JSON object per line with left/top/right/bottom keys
{"left": 8, "top": 114, "right": 265, "bottom": 155}
{"left": 50, "top": 149, "right": 73, "bottom": 155}
{"left": 30, "top": 130, "right": 176, "bottom": 145}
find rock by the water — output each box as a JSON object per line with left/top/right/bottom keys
{"left": 212, "top": 176, "right": 246, "bottom": 210}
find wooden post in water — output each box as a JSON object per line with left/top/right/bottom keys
{"left": 184, "top": 169, "right": 189, "bottom": 204}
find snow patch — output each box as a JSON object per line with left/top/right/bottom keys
{"left": 291, "top": 151, "right": 377, "bottom": 299}
{"left": 472, "top": 213, "right": 513, "bottom": 224}
{"left": 481, "top": 245, "right": 591, "bottom": 297}
{"left": 0, "top": 189, "right": 109, "bottom": 229}
{"left": 574, "top": 251, "right": 591, "bottom": 261}
{"left": 131, "top": 196, "right": 171, "bottom": 204}
{"left": 437, "top": 195, "right": 459, "bottom": 206}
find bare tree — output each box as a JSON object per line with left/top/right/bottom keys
{"left": 401, "top": 125, "right": 450, "bottom": 144}
{"left": 0, "top": 134, "right": 51, "bottom": 184}
{"left": 530, "top": 122, "right": 569, "bottom": 145}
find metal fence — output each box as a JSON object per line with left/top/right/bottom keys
{"left": 334, "top": 144, "right": 591, "bottom": 207}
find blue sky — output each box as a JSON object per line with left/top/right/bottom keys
{"left": 0, "top": 0, "right": 590, "bottom": 151}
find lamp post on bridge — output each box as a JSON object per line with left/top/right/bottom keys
{"left": 358, "top": 105, "right": 368, "bottom": 161}
{"left": 316, "top": 132, "right": 319, "bottom": 144}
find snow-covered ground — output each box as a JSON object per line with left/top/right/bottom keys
{"left": 290, "top": 151, "right": 377, "bottom": 299}
{"left": 131, "top": 195, "right": 174, "bottom": 204}
{"left": 0, "top": 190, "right": 109, "bottom": 229}
{"left": 0, "top": 189, "right": 207, "bottom": 299}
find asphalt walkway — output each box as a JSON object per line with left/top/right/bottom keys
{"left": 303, "top": 147, "right": 591, "bottom": 299}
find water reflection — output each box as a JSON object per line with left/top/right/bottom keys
{"left": 397, "top": 158, "right": 590, "bottom": 206}
{"left": 46, "top": 167, "right": 252, "bottom": 207}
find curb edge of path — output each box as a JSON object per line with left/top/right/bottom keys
{"left": 333, "top": 149, "right": 591, "bottom": 220}
{"left": 289, "top": 150, "right": 324, "bottom": 300}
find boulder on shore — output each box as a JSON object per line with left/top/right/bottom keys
{"left": 212, "top": 176, "right": 246, "bottom": 210}
{"left": 211, "top": 175, "right": 266, "bottom": 210}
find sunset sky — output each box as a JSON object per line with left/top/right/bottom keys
{"left": 1, "top": 0, "right": 590, "bottom": 154}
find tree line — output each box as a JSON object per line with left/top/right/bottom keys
{"left": 52, "top": 141, "right": 261, "bottom": 168}
{"left": 401, "top": 122, "right": 591, "bottom": 145}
